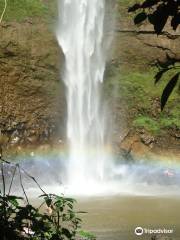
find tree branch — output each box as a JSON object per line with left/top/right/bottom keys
{"left": 0, "top": 0, "right": 7, "bottom": 24}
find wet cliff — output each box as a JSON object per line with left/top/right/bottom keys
{"left": 0, "top": 0, "right": 179, "bottom": 156}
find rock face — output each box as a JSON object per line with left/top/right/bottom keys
{"left": 0, "top": 21, "right": 66, "bottom": 147}
{"left": 113, "top": 2, "right": 180, "bottom": 68}
{"left": 0, "top": 1, "right": 179, "bottom": 152}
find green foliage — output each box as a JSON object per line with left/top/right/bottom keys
{"left": 79, "top": 230, "right": 96, "bottom": 240}
{"left": 159, "top": 108, "right": 180, "bottom": 129}
{"left": 0, "top": 191, "right": 82, "bottom": 240}
{"left": 133, "top": 116, "right": 160, "bottom": 133}
{"left": 134, "top": 12, "right": 147, "bottom": 24}
{"left": 0, "top": 0, "right": 55, "bottom": 22}
{"left": 160, "top": 72, "right": 179, "bottom": 110}
{"left": 105, "top": 66, "right": 158, "bottom": 107}
{"left": 128, "top": 0, "right": 180, "bottom": 109}
{"left": 133, "top": 111, "right": 180, "bottom": 134}
{"left": 0, "top": 159, "right": 95, "bottom": 240}
{"left": 128, "top": 0, "right": 180, "bottom": 32}
{"left": 104, "top": 65, "right": 179, "bottom": 134}
{"left": 160, "top": 117, "right": 179, "bottom": 129}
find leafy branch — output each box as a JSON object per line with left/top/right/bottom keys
{"left": 128, "top": 0, "right": 180, "bottom": 32}
{"left": 128, "top": 0, "right": 180, "bottom": 109}
{"left": 0, "top": 150, "right": 95, "bottom": 240}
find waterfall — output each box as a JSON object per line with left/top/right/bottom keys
{"left": 57, "top": 0, "right": 107, "bottom": 187}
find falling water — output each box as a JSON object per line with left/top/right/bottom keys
{"left": 57, "top": 0, "right": 107, "bottom": 187}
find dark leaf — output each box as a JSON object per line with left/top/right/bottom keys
{"left": 76, "top": 211, "right": 87, "bottom": 214}
{"left": 134, "top": 12, "right": 147, "bottom": 24}
{"left": 7, "top": 195, "right": 23, "bottom": 201}
{"left": 142, "top": 0, "right": 158, "bottom": 8}
{"left": 62, "top": 228, "right": 72, "bottom": 238}
{"left": 153, "top": 5, "right": 169, "bottom": 34}
{"left": 128, "top": 3, "right": 141, "bottom": 12}
{"left": 171, "top": 13, "right": 180, "bottom": 30}
{"left": 148, "top": 14, "right": 155, "bottom": 24}
{"left": 168, "top": 1, "right": 178, "bottom": 16}
{"left": 45, "top": 197, "right": 52, "bottom": 207}
{"left": 65, "top": 197, "right": 76, "bottom": 203}
{"left": 154, "top": 68, "right": 170, "bottom": 84}
{"left": 67, "top": 202, "right": 73, "bottom": 209}
{"left": 161, "top": 73, "right": 179, "bottom": 110}
{"left": 39, "top": 194, "right": 47, "bottom": 197}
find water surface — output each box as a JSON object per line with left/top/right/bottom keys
{"left": 77, "top": 196, "right": 180, "bottom": 240}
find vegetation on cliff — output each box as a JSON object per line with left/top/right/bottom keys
{"left": 0, "top": 0, "right": 55, "bottom": 22}
{"left": 128, "top": 0, "right": 180, "bottom": 110}
{"left": 105, "top": 66, "right": 179, "bottom": 135}
{"left": 0, "top": 0, "right": 179, "bottom": 151}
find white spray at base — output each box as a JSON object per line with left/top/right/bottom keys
{"left": 56, "top": 0, "right": 108, "bottom": 188}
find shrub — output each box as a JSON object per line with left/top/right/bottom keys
{"left": 0, "top": 192, "right": 82, "bottom": 240}
{"left": 0, "top": 157, "right": 95, "bottom": 240}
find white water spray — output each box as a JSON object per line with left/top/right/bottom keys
{"left": 57, "top": 0, "right": 107, "bottom": 186}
